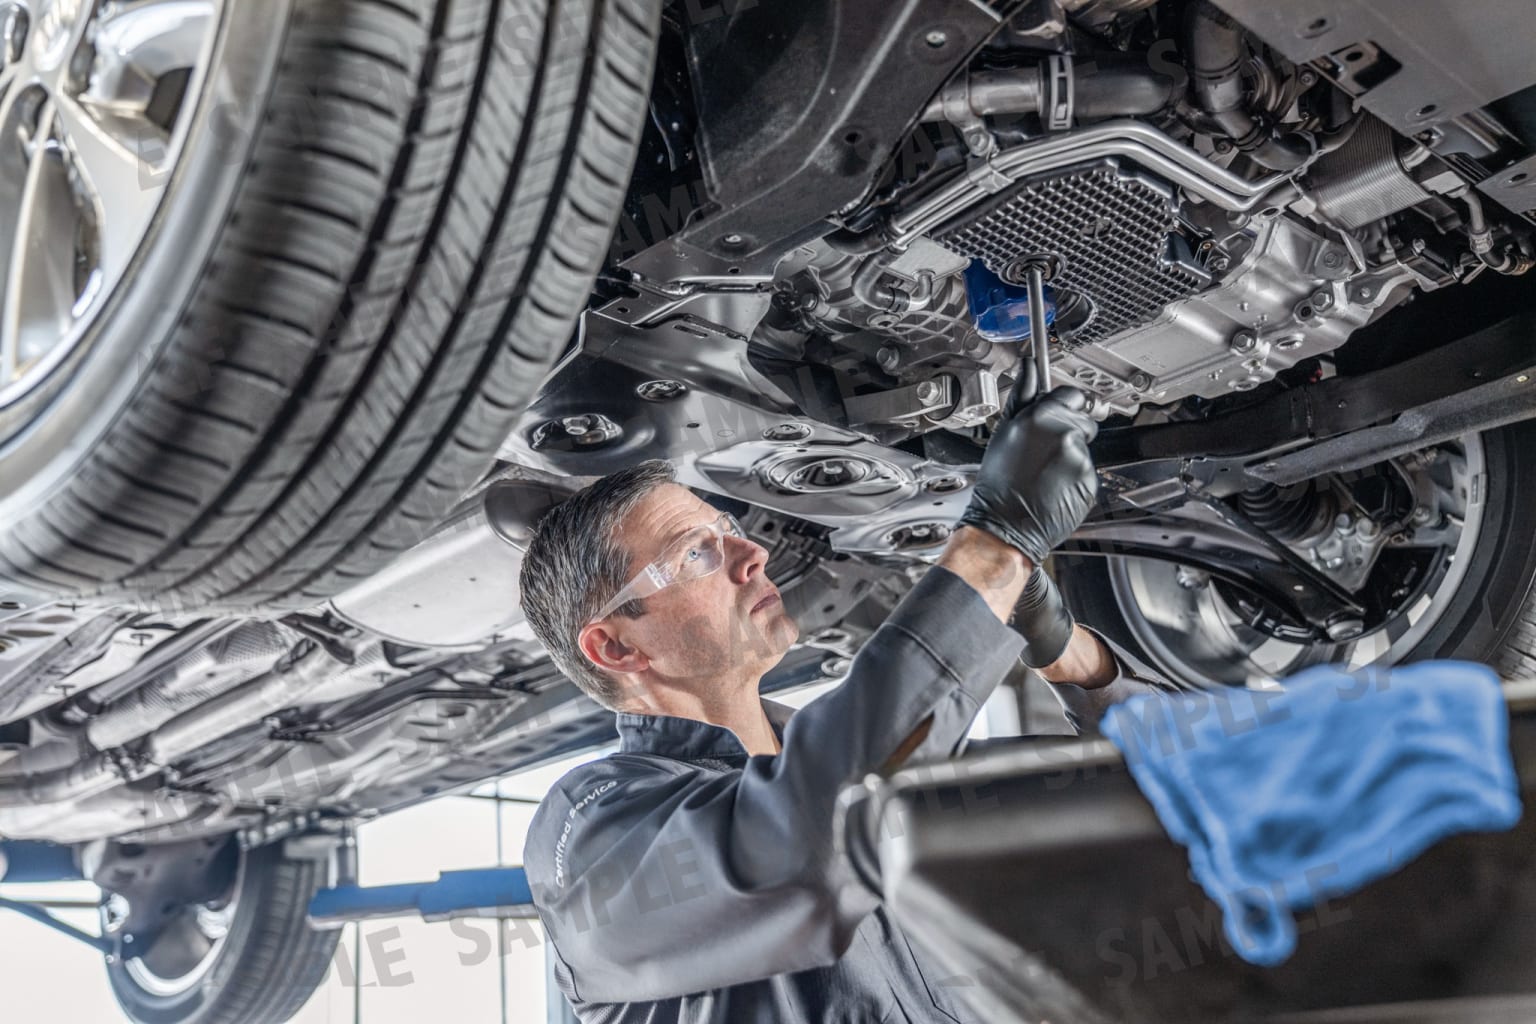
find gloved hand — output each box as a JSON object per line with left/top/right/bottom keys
{"left": 958, "top": 364, "right": 1099, "bottom": 566}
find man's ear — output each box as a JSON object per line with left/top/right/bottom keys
{"left": 578, "top": 622, "right": 650, "bottom": 675}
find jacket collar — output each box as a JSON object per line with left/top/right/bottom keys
{"left": 616, "top": 699, "right": 796, "bottom": 761}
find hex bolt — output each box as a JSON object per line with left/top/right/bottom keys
{"left": 877, "top": 345, "right": 902, "bottom": 372}
{"left": 1310, "top": 288, "right": 1334, "bottom": 312}
{"left": 1411, "top": 505, "right": 1433, "bottom": 524}
{"left": 1130, "top": 371, "right": 1152, "bottom": 392}
{"left": 1176, "top": 567, "right": 1210, "bottom": 591}
{"left": 914, "top": 380, "right": 942, "bottom": 404}
{"left": 1230, "top": 330, "right": 1259, "bottom": 354}
{"left": 1321, "top": 250, "right": 1344, "bottom": 270}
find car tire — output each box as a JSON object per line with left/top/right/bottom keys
{"left": 104, "top": 841, "right": 340, "bottom": 1024}
{"left": 1058, "top": 422, "right": 1536, "bottom": 686}
{"left": 0, "top": 0, "right": 660, "bottom": 611}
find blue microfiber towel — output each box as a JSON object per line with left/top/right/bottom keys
{"left": 1100, "top": 660, "right": 1522, "bottom": 967}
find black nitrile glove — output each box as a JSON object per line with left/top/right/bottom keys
{"left": 958, "top": 366, "right": 1100, "bottom": 566}
{"left": 1014, "top": 568, "right": 1075, "bottom": 668}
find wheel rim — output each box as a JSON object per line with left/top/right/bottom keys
{"left": 111, "top": 846, "right": 243, "bottom": 999}
{"left": 0, "top": 0, "right": 220, "bottom": 408}
{"left": 1107, "top": 436, "right": 1488, "bottom": 687}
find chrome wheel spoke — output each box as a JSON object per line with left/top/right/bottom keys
{"left": 88, "top": 0, "right": 214, "bottom": 111}
{"left": 53, "top": 90, "right": 159, "bottom": 288}
{"left": 2, "top": 111, "right": 80, "bottom": 386}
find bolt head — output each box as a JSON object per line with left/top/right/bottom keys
{"left": 914, "top": 380, "right": 941, "bottom": 403}
{"left": 1326, "top": 617, "right": 1365, "bottom": 641}
{"left": 1130, "top": 372, "right": 1152, "bottom": 392}
{"left": 1175, "top": 567, "right": 1210, "bottom": 591}
{"left": 561, "top": 415, "right": 594, "bottom": 435}
{"left": 635, "top": 379, "right": 686, "bottom": 402}
{"left": 763, "top": 422, "right": 811, "bottom": 442}
{"left": 1230, "top": 330, "right": 1259, "bottom": 354}
{"left": 924, "top": 29, "right": 947, "bottom": 47}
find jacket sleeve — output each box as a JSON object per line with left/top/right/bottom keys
{"left": 524, "top": 565, "right": 1025, "bottom": 1003}
{"left": 1047, "top": 625, "right": 1181, "bottom": 735}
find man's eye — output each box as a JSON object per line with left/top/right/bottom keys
{"left": 682, "top": 547, "right": 704, "bottom": 564}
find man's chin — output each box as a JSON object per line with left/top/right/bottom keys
{"left": 772, "top": 607, "right": 800, "bottom": 646}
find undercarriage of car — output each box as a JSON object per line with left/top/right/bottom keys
{"left": 2, "top": 0, "right": 1536, "bottom": 1019}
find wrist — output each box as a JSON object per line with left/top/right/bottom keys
{"left": 1039, "top": 625, "right": 1120, "bottom": 689}
{"left": 936, "top": 526, "right": 1035, "bottom": 623}
{"left": 943, "top": 526, "right": 1034, "bottom": 582}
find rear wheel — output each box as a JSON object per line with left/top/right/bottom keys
{"left": 102, "top": 841, "right": 339, "bottom": 1024}
{"left": 1060, "top": 423, "right": 1536, "bottom": 686}
{"left": 0, "top": 0, "right": 660, "bottom": 611}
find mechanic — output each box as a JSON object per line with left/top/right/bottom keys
{"left": 517, "top": 383, "right": 1167, "bottom": 1022}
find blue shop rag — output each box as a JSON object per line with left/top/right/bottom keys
{"left": 1100, "top": 661, "right": 1522, "bottom": 967}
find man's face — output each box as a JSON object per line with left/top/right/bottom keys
{"left": 601, "top": 484, "right": 798, "bottom": 694}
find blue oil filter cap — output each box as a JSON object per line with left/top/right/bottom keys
{"left": 964, "top": 260, "right": 1055, "bottom": 342}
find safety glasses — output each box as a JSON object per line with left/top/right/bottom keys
{"left": 590, "top": 511, "right": 747, "bottom": 624}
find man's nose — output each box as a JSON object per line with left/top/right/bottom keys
{"left": 725, "top": 533, "right": 768, "bottom": 583}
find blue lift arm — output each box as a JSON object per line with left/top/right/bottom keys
{"left": 307, "top": 866, "right": 538, "bottom": 929}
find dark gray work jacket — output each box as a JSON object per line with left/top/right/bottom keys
{"left": 525, "top": 566, "right": 1156, "bottom": 1023}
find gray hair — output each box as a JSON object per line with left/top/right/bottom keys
{"left": 518, "top": 460, "right": 679, "bottom": 709}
